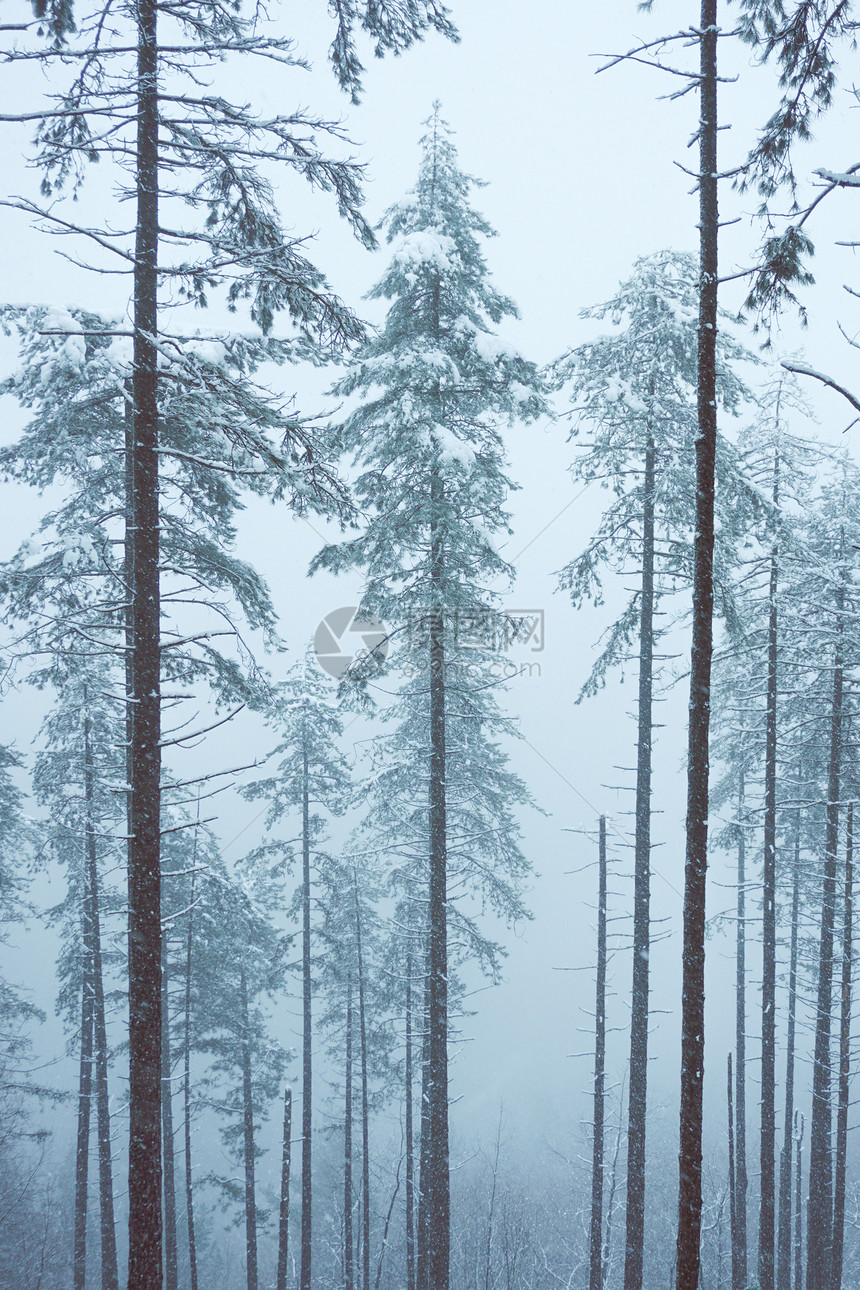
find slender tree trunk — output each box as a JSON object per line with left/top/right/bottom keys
{"left": 777, "top": 835, "right": 800, "bottom": 1290}
{"left": 728, "top": 1054, "right": 739, "bottom": 1290}
{"left": 84, "top": 711, "right": 120, "bottom": 1290}
{"left": 183, "top": 872, "right": 198, "bottom": 1290}
{"left": 405, "top": 956, "right": 416, "bottom": 1290}
{"left": 624, "top": 434, "right": 655, "bottom": 1290}
{"left": 830, "top": 800, "right": 852, "bottom": 1290}
{"left": 426, "top": 457, "right": 450, "bottom": 1290}
{"left": 128, "top": 0, "right": 163, "bottom": 1281}
{"left": 240, "top": 968, "right": 258, "bottom": 1290}
{"left": 676, "top": 7, "right": 718, "bottom": 1287}
{"left": 760, "top": 453, "right": 780, "bottom": 1290}
{"left": 590, "top": 816, "right": 608, "bottom": 1290}
{"left": 345, "top": 982, "right": 355, "bottom": 1290}
{"left": 374, "top": 1159, "right": 402, "bottom": 1290}
{"left": 735, "top": 771, "right": 748, "bottom": 1289}
{"left": 483, "top": 1116, "right": 502, "bottom": 1290}
{"left": 277, "top": 1088, "right": 293, "bottom": 1290}
{"left": 417, "top": 962, "right": 430, "bottom": 1290}
{"left": 74, "top": 897, "right": 95, "bottom": 1290}
{"left": 806, "top": 613, "right": 844, "bottom": 1290}
{"left": 602, "top": 1081, "right": 625, "bottom": 1288}
{"left": 353, "top": 877, "right": 371, "bottom": 1290}
{"left": 301, "top": 747, "right": 313, "bottom": 1290}
{"left": 161, "top": 943, "right": 178, "bottom": 1290}
{"left": 794, "top": 1113, "right": 804, "bottom": 1290}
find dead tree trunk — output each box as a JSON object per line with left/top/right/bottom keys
{"left": 676, "top": 6, "right": 718, "bottom": 1287}
{"left": 277, "top": 1088, "right": 292, "bottom": 1290}
{"left": 602, "top": 1078, "right": 626, "bottom": 1287}
{"left": 373, "top": 1158, "right": 402, "bottom": 1290}
{"left": 590, "top": 816, "right": 608, "bottom": 1290}
{"left": 624, "top": 433, "right": 655, "bottom": 1290}
{"left": 128, "top": 0, "right": 164, "bottom": 1281}
{"left": 777, "top": 834, "right": 800, "bottom": 1290}
{"left": 831, "top": 800, "right": 853, "bottom": 1290}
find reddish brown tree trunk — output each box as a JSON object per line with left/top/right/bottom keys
{"left": 675, "top": 7, "right": 718, "bottom": 1287}
{"left": 127, "top": 0, "right": 163, "bottom": 1281}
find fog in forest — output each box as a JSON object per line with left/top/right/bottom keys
{"left": 2, "top": 2, "right": 860, "bottom": 1289}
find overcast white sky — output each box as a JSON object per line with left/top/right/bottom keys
{"left": 2, "top": 0, "right": 860, "bottom": 1172}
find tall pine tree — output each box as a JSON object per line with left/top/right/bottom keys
{"left": 313, "top": 105, "right": 545, "bottom": 1290}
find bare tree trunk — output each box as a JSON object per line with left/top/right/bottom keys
{"left": 240, "top": 968, "right": 258, "bottom": 1290}
{"left": 128, "top": 0, "right": 163, "bottom": 1281}
{"left": 353, "top": 876, "right": 371, "bottom": 1290}
{"left": 277, "top": 1088, "right": 293, "bottom": 1290}
{"left": 84, "top": 710, "right": 120, "bottom": 1290}
{"left": 760, "top": 452, "right": 780, "bottom": 1290}
{"left": 74, "top": 898, "right": 95, "bottom": 1290}
{"left": 806, "top": 614, "right": 844, "bottom": 1290}
{"left": 624, "top": 432, "right": 655, "bottom": 1290}
{"left": 728, "top": 1054, "right": 738, "bottom": 1290}
{"left": 161, "top": 943, "right": 178, "bottom": 1290}
{"left": 735, "top": 772, "right": 748, "bottom": 1289}
{"left": 345, "top": 982, "right": 355, "bottom": 1290}
{"left": 777, "top": 835, "right": 800, "bottom": 1290}
{"left": 794, "top": 1113, "right": 804, "bottom": 1290}
{"left": 483, "top": 1114, "right": 502, "bottom": 1290}
{"left": 417, "top": 963, "right": 430, "bottom": 1290}
{"left": 301, "top": 747, "right": 313, "bottom": 1290}
{"left": 676, "top": 7, "right": 718, "bottom": 1287}
{"left": 373, "top": 1157, "right": 402, "bottom": 1290}
{"left": 405, "top": 956, "right": 416, "bottom": 1290}
{"left": 183, "top": 873, "right": 198, "bottom": 1290}
{"left": 830, "top": 800, "right": 852, "bottom": 1290}
{"left": 602, "top": 1079, "right": 626, "bottom": 1289}
{"left": 590, "top": 816, "right": 608, "bottom": 1290}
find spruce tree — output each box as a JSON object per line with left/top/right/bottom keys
{"left": 3, "top": 5, "right": 455, "bottom": 1277}
{"left": 312, "top": 105, "right": 545, "bottom": 1290}
{"left": 552, "top": 249, "right": 751, "bottom": 1290}
{"left": 191, "top": 857, "right": 289, "bottom": 1290}
{"left": 244, "top": 652, "right": 352, "bottom": 1290}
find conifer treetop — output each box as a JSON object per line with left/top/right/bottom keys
{"left": 313, "top": 105, "right": 548, "bottom": 627}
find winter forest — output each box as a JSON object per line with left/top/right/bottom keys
{"left": 6, "top": 3, "right": 860, "bottom": 1290}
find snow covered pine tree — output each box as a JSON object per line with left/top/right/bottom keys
{"left": 3, "top": 3, "right": 455, "bottom": 1282}
{"left": 552, "top": 249, "right": 751, "bottom": 1290}
{"left": 312, "top": 105, "right": 546, "bottom": 1290}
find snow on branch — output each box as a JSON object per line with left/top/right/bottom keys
{"left": 781, "top": 360, "right": 860, "bottom": 415}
